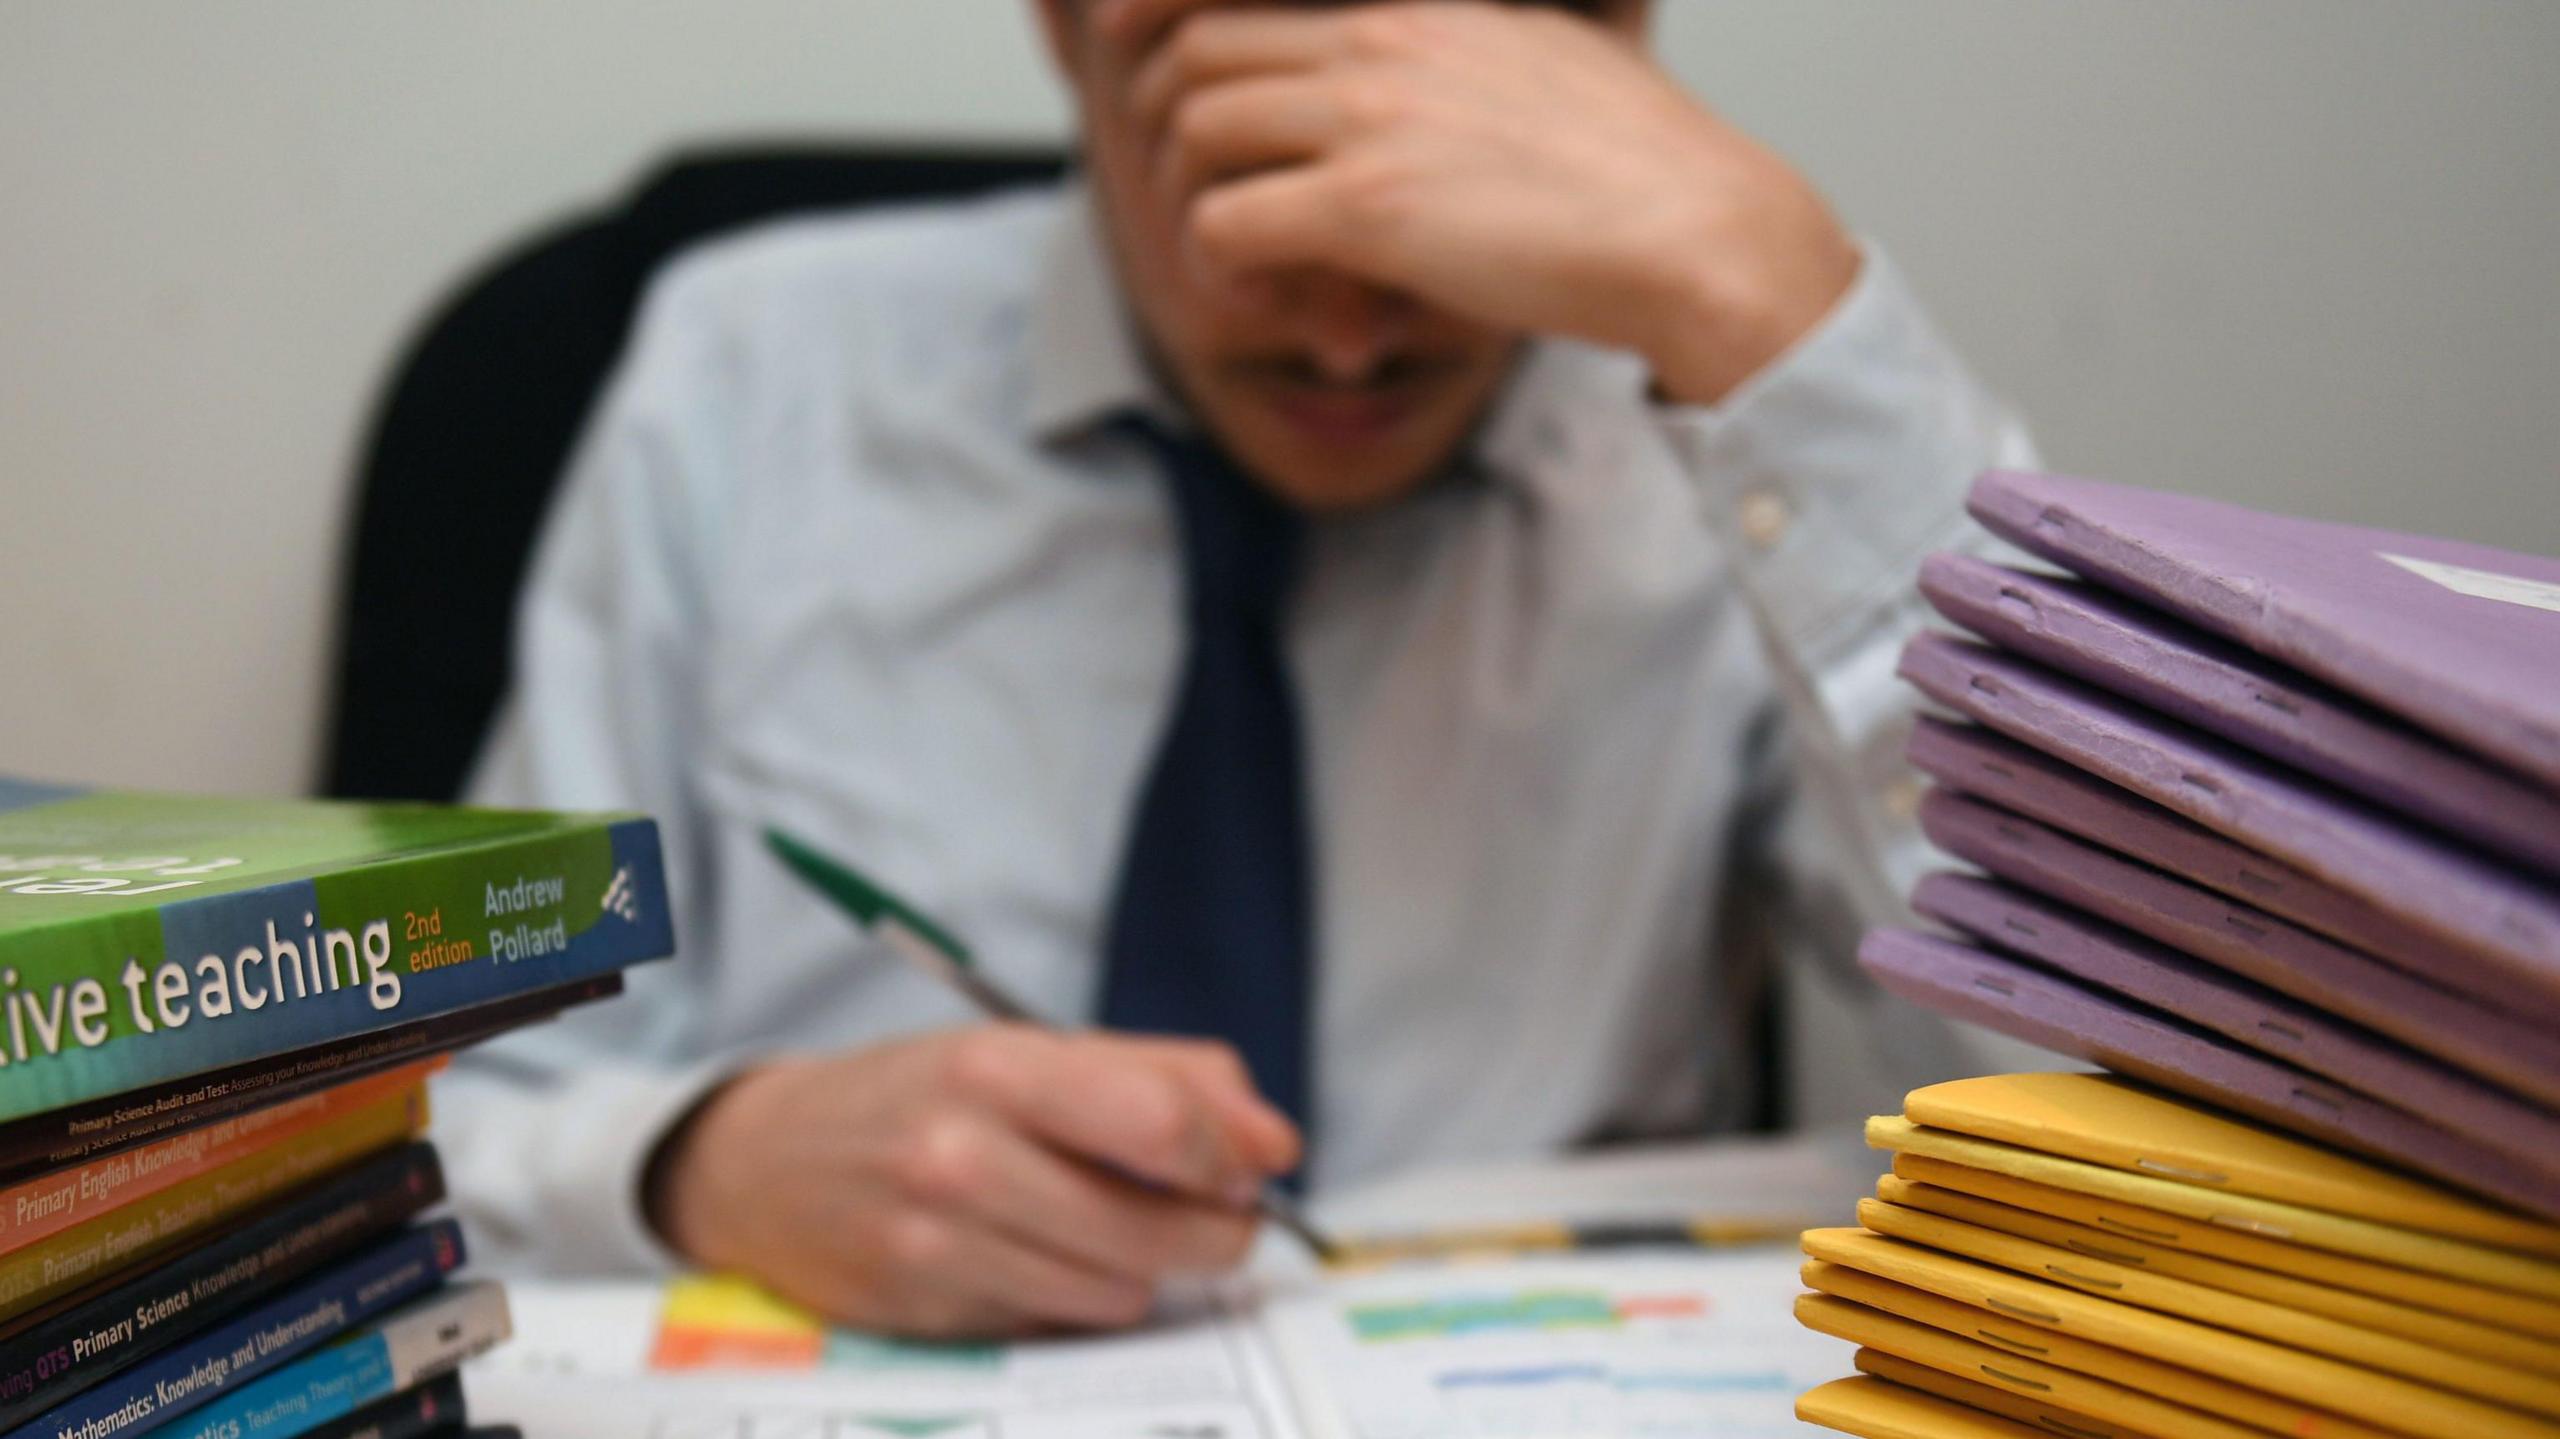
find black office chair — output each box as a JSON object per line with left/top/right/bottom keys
{"left": 322, "top": 143, "right": 1066, "bottom": 802}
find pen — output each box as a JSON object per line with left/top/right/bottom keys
{"left": 763, "top": 825, "right": 1340, "bottom": 1264}
{"left": 1319, "top": 1215, "right": 1810, "bottom": 1270}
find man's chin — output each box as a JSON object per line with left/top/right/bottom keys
{"left": 1211, "top": 396, "right": 1478, "bottom": 514}
{"left": 1229, "top": 433, "right": 1456, "bottom": 513}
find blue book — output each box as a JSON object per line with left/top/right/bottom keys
{"left": 136, "top": 1284, "right": 509, "bottom": 1439}
{"left": 7, "top": 1223, "right": 463, "bottom": 1439}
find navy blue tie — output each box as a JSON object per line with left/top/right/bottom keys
{"left": 1098, "top": 419, "right": 1316, "bottom": 1149}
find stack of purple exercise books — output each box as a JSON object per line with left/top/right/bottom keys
{"left": 1867, "top": 469, "right": 2560, "bottom": 1222}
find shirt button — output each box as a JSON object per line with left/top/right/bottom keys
{"left": 1739, "top": 488, "right": 1792, "bottom": 551}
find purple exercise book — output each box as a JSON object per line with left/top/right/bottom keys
{"left": 1918, "top": 551, "right": 2560, "bottom": 876}
{"left": 1899, "top": 631, "right": 2560, "bottom": 1010}
{"left": 1915, "top": 784, "right": 2560, "bottom": 1108}
{"left": 1911, "top": 869, "right": 2560, "bottom": 1180}
{"left": 1967, "top": 470, "right": 2560, "bottom": 790}
{"left": 1899, "top": 717, "right": 2560, "bottom": 1025}
{"left": 1858, "top": 927, "right": 2560, "bottom": 1221}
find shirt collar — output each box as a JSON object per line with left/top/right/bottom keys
{"left": 1025, "top": 181, "right": 1168, "bottom": 442}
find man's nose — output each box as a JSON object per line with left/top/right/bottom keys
{"left": 1282, "top": 272, "right": 1419, "bottom": 383}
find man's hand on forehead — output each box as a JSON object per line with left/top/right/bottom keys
{"left": 1084, "top": 0, "right": 1859, "bottom": 406}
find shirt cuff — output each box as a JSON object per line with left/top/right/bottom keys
{"left": 437, "top": 1055, "right": 737, "bottom": 1276}
{"left": 1655, "top": 243, "right": 2035, "bottom": 656}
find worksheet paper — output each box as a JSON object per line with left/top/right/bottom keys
{"left": 473, "top": 1251, "right": 1833, "bottom": 1439}
{"left": 465, "top": 1137, "right": 1859, "bottom": 1437}
{"left": 1260, "top": 1249, "right": 1831, "bottom": 1439}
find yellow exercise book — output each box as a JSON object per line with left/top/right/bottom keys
{"left": 1877, "top": 1174, "right": 2560, "bottom": 1372}
{"left": 1852, "top": 1346, "right": 2178, "bottom": 1439}
{"left": 0, "top": 1082, "right": 427, "bottom": 1323}
{"left": 1889, "top": 1152, "right": 2560, "bottom": 1339}
{"left": 1797, "top": 1374, "right": 2065, "bottom": 1439}
{"left": 1799, "top": 1227, "right": 2560, "bottom": 1439}
{"left": 1900, "top": 1072, "right": 2560, "bottom": 1256}
{"left": 1867, "top": 1116, "right": 2560, "bottom": 1298}
{"left": 1800, "top": 1260, "right": 2402, "bottom": 1439}
{"left": 1855, "top": 1197, "right": 2560, "bottom": 1416}
{"left": 1797, "top": 1292, "right": 2264, "bottom": 1439}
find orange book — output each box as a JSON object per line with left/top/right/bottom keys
{"left": 0, "top": 1058, "right": 439, "bottom": 1258}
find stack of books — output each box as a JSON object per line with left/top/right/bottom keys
{"left": 1788, "top": 471, "right": 2560, "bottom": 1439}
{"left": 0, "top": 779, "right": 672, "bottom": 1439}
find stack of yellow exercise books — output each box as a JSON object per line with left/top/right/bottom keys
{"left": 1790, "top": 1071, "right": 2560, "bottom": 1439}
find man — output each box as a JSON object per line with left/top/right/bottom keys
{"left": 442, "top": 0, "right": 2034, "bottom": 1337}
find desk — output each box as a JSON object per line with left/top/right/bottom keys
{"left": 464, "top": 1131, "right": 1870, "bottom": 1438}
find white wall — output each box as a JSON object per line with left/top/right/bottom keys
{"left": 3, "top": 1, "right": 2555, "bottom": 796}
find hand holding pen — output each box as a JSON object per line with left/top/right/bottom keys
{"left": 763, "top": 827, "right": 1338, "bottom": 1262}
{"left": 637, "top": 828, "right": 1326, "bottom": 1340}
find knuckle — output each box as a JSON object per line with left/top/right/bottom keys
{"left": 1121, "top": 1081, "right": 1196, "bottom": 1163}
{"left": 880, "top": 1210, "right": 957, "bottom": 1275}
{"left": 890, "top": 1112, "right": 984, "bottom": 1202}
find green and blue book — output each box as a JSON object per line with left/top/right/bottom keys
{"left": 0, "top": 777, "right": 673, "bottom": 1125}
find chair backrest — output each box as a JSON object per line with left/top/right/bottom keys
{"left": 322, "top": 144, "right": 1067, "bottom": 801}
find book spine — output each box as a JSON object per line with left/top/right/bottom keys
{"left": 0, "top": 1089, "right": 427, "bottom": 1325}
{"left": 0, "top": 1065, "right": 433, "bottom": 1255}
{"left": 0, "top": 977, "right": 614, "bottom": 1187}
{"left": 0, "top": 817, "right": 670, "bottom": 1125}
{"left": 286, "top": 1373, "right": 460, "bottom": 1439}
{"left": 9, "top": 1222, "right": 465, "bottom": 1439}
{"left": 137, "top": 1283, "right": 509, "bottom": 1439}
{"left": 0, "top": 1144, "right": 444, "bottom": 1430}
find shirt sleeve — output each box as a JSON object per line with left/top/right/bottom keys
{"left": 433, "top": 262, "right": 743, "bottom": 1276}
{"left": 1653, "top": 245, "right": 2064, "bottom": 1119}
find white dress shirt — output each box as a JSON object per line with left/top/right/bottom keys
{"left": 441, "top": 181, "right": 2039, "bottom": 1274}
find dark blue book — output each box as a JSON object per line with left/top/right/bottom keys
{"left": 293, "top": 1373, "right": 462, "bottom": 1439}
{"left": 5, "top": 1222, "right": 462, "bottom": 1439}
{"left": 0, "top": 1145, "right": 444, "bottom": 1429}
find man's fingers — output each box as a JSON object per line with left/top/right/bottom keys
{"left": 1129, "top": 8, "right": 1365, "bottom": 143}
{"left": 1093, "top": 0, "right": 1221, "bottom": 54}
{"left": 862, "top": 1212, "right": 1156, "bottom": 1337}
{"left": 1188, "top": 163, "right": 1379, "bottom": 284}
{"left": 1153, "top": 73, "right": 1358, "bottom": 210}
{"left": 890, "top": 1106, "right": 1262, "bottom": 1278}
{"left": 940, "top": 1028, "right": 1258, "bottom": 1196}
